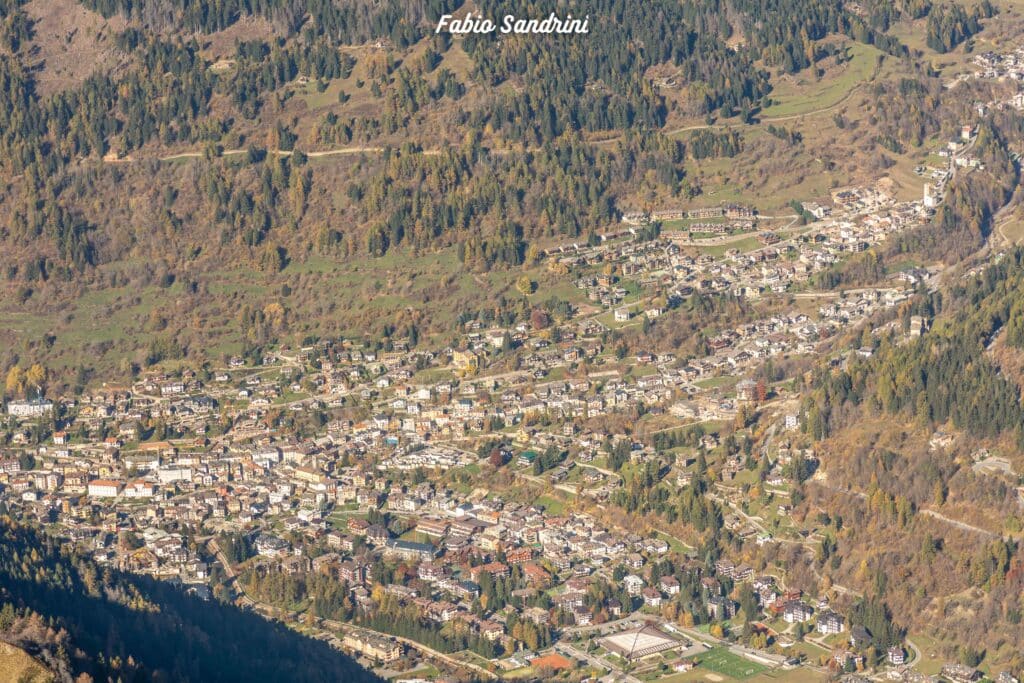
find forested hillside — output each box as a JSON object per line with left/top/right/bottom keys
{"left": 1, "top": 0, "right": 1024, "bottom": 679}
{"left": 0, "top": 0, "right": 1012, "bottom": 379}
{"left": 807, "top": 251, "right": 1024, "bottom": 445}
{"left": 787, "top": 248, "right": 1024, "bottom": 664}
{"left": 0, "top": 519, "right": 380, "bottom": 682}
{"left": 0, "top": 0, "right": 911, "bottom": 272}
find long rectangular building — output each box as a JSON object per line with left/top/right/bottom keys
{"left": 342, "top": 632, "right": 403, "bottom": 664}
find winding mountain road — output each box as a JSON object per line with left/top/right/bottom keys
{"left": 103, "top": 62, "right": 881, "bottom": 166}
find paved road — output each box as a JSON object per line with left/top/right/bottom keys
{"left": 556, "top": 642, "right": 639, "bottom": 683}
{"left": 104, "top": 60, "right": 881, "bottom": 167}
{"left": 206, "top": 544, "right": 498, "bottom": 681}
{"left": 208, "top": 538, "right": 238, "bottom": 579}
{"left": 156, "top": 146, "right": 387, "bottom": 161}
{"left": 905, "top": 637, "right": 923, "bottom": 667}
{"left": 810, "top": 476, "right": 1001, "bottom": 539}
{"left": 919, "top": 509, "right": 997, "bottom": 538}
{"left": 992, "top": 199, "right": 1022, "bottom": 247}
{"left": 322, "top": 619, "right": 499, "bottom": 680}
{"left": 561, "top": 614, "right": 646, "bottom": 637}
{"left": 206, "top": 538, "right": 494, "bottom": 677}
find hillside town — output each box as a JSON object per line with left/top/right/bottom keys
{"left": 0, "top": 171, "right": 1014, "bottom": 683}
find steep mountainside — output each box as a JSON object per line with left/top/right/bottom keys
{"left": 791, "top": 248, "right": 1024, "bottom": 664}
{"left": 0, "top": 0, "right": 1016, "bottom": 384}
{"left": 0, "top": 519, "right": 381, "bottom": 682}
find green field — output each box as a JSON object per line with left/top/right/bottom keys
{"left": 655, "top": 530, "right": 694, "bottom": 554}
{"left": 412, "top": 367, "right": 455, "bottom": 384}
{"left": 398, "top": 530, "right": 435, "bottom": 544}
{"left": 697, "top": 647, "right": 769, "bottom": 680}
{"left": 696, "top": 237, "right": 762, "bottom": 258}
{"left": 759, "top": 43, "right": 882, "bottom": 119}
{"left": 694, "top": 376, "right": 739, "bottom": 391}
{"left": 534, "top": 494, "right": 567, "bottom": 515}
{"left": 749, "top": 668, "right": 827, "bottom": 683}
{"left": 0, "top": 242, "right": 558, "bottom": 376}
{"left": 390, "top": 663, "right": 441, "bottom": 680}
{"left": 660, "top": 667, "right": 825, "bottom": 683}
{"left": 908, "top": 633, "right": 946, "bottom": 675}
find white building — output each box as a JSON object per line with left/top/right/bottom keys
{"left": 6, "top": 399, "right": 55, "bottom": 418}
{"left": 123, "top": 480, "right": 157, "bottom": 498}
{"left": 801, "top": 202, "right": 831, "bottom": 219}
{"left": 817, "top": 610, "right": 845, "bottom": 635}
{"left": 923, "top": 184, "right": 938, "bottom": 209}
{"left": 160, "top": 382, "right": 185, "bottom": 396}
{"left": 157, "top": 467, "right": 193, "bottom": 484}
{"left": 87, "top": 480, "right": 122, "bottom": 498}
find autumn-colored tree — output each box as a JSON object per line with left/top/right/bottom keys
{"left": 25, "top": 364, "right": 45, "bottom": 391}
{"left": 516, "top": 276, "right": 535, "bottom": 295}
{"left": 488, "top": 448, "right": 506, "bottom": 468}
{"left": 290, "top": 169, "right": 310, "bottom": 216}
{"left": 530, "top": 309, "right": 551, "bottom": 330}
{"left": 4, "top": 366, "right": 23, "bottom": 397}
{"left": 263, "top": 303, "right": 287, "bottom": 332}
{"left": 755, "top": 379, "right": 768, "bottom": 403}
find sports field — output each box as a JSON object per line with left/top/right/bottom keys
{"left": 698, "top": 647, "right": 768, "bottom": 679}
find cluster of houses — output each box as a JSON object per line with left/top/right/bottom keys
{"left": 3, "top": 158, "right": 1010, "bottom": 681}
{"left": 973, "top": 48, "right": 1024, "bottom": 82}
{"left": 0, "top": 377, "right": 901, "bottom": 676}
{"left": 621, "top": 203, "right": 756, "bottom": 227}
{"left": 565, "top": 187, "right": 927, "bottom": 318}
{"left": 0, "top": 392, "right": 926, "bottom": 678}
